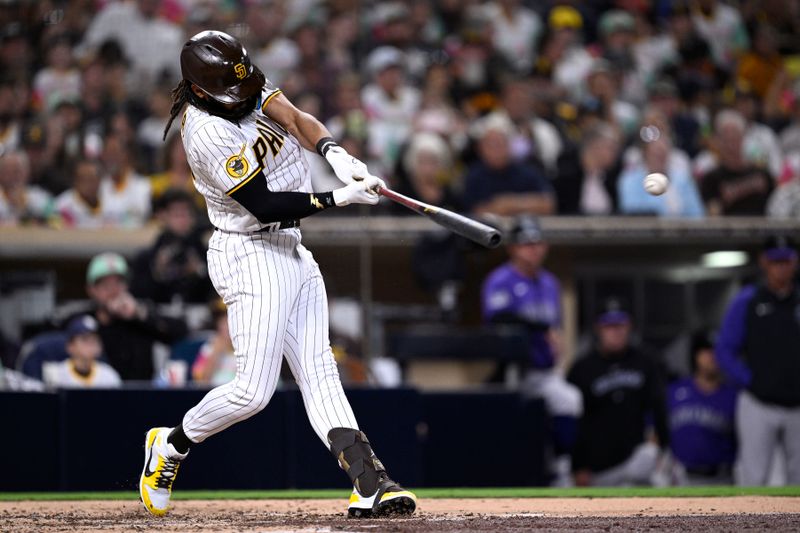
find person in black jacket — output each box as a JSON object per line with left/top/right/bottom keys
{"left": 567, "top": 297, "right": 669, "bottom": 486}
{"left": 554, "top": 122, "right": 622, "bottom": 215}
{"left": 130, "top": 188, "right": 213, "bottom": 304}
{"left": 82, "top": 251, "right": 188, "bottom": 381}
{"left": 716, "top": 235, "right": 800, "bottom": 485}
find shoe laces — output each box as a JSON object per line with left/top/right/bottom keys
{"left": 155, "top": 457, "right": 181, "bottom": 490}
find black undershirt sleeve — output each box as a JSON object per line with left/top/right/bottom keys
{"left": 227, "top": 169, "right": 335, "bottom": 223}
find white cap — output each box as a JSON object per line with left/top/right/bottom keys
{"left": 365, "top": 46, "right": 405, "bottom": 77}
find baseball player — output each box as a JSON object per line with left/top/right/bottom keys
{"left": 139, "top": 31, "right": 416, "bottom": 518}
{"left": 481, "top": 215, "right": 582, "bottom": 486}
{"left": 667, "top": 331, "right": 737, "bottom": 485}
{"left": 716, "top": 235, "right": 800, "bottom": 485}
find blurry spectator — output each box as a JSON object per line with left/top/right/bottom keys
{"left": 541, "top": 6, "right": 594, "bottom": 101}
{"left": 597, "top": 9, "right": 646, "bottom": 106}
{"left": 247, "top": 0, "right": 300, "bottom": 87}
{"left": 0, "top": 22, "right": 33, "bottom": 85}
{"left": 396, "top": 132, "right": 464, "bottom": 307}
{"left": 148, "top": 133, "right": 204, "bottom": 211}
{"left": 736, "top": 25, "right": 784, "bottom": 100}
{"left": 632, "top": 6, "right": 683, "bottom": 92}
{"left": 447, "top": 9, "right": 512, "bottom": 116}
{"left": 482, "top": 215, "right": 582, "bottom": 486}
{"left": 20, "top": 120, "right": 53, "bottom": 189}
{"left": 395, "top": 132, "right": 460, "bottom": 213}
{"left": 554, "top": 122, "right": 622, "bottom": 215}
{"left": 568, "top": 297, "right": 669, "bottom": 487}
{"left": 99, "top": 133, "right": 151, "bottom": 227}
{"left": 289, "top": 20, "right": 333, "bottom": 109}
{"left": 0, "top": 80, "right": 23, "bottom": 157}
{"left": 732, "top": 82, "right": 783, "bottom": 179}
{"left": 54, "top": 158, "right": 103, "bottom": 228}
{"left": 42, "top": 315, "right": 121, "bottom": 389}
{"left": 716, "top": 235, "right": 800, "bottom": 485}
{"left": 583, "top": 59, "right": 640, "bottom": 138}
{"left": 690, "top": 0, "right": 749, "bottom": 71}
{"left": 81, "top": 252, "right": 188, "bottom": 380}
{"left": 462, "top": 114, "right": 555, "bottom": 216}
{"left": 700, "top": 110, "right": 773, "bottom": 215}
{"left": 324, "top": 7, "right": 360, "bottom": 74}
{"left": 191, "top": 299, "right": 234, "bottom": 386}
{"left": 487, "top": 78, "right": 563, "bottom": 176}
{"left": 648, "top": 78, "right": 703, "bottom": 157}
{"left": 767, "top": 153, "right": 800, "bottom": 217}
{"left": 326, "top": 73, "right": 369, "bottom": 144}
{"left": 77, "top": 0, "right": 183, "bottom": 91}
{"left": 668, "top": 330, "right": 737, "bottom": 485}
{"left": 362, "top": 46, "right": 421, "bottom": 170}
{"left": 130, "top": 189, "right": 212, "bottom": 304}
{"left": 415, "top": 62, "right": 469, "bottom": 154}
{"left": 136, "top": 84, "right": 174, "bottom": 173}
{"left": 32, "top": 35, "right": 81, "bottom": 113}
{"left": 0, "top": 150, "right": 53, "bottom": 226}
{"left": 43, "top": 99, "right": 94, "bottom": 195}
{"left": 618, "top": 111, "right": 704, "bottom": 218}
{"left": 483, "top": 0, "right": 542, "bottom": 74}
{"left": 369, "top": 2, "right": 429, "bottom": 80}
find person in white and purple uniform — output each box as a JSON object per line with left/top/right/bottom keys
{"left": 668, "top": 330, "right": 737, "bottom": 485}
{"left": 481, "top": 215, "right": 582, "bottom": 486}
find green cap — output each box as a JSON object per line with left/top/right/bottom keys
{"left": 86, "top": 252, "right": 128, "bottom": 285}
{"left": 599, "top": 10, "right": 635, "bottom": 36}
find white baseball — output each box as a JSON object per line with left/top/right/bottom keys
{"left": 644, "top": 172, "right": 669, "bottom": 196}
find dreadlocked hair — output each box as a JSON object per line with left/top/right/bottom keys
{"left": 163, "top": 79, "right": 191, "bottom": 141}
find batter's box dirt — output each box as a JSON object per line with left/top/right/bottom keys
{"left": 2, "top": 497, "right": 799, "bottom": 532}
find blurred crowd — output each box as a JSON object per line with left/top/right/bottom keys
{"left": 2, "top": 0, "right": 800, "bottom": 229}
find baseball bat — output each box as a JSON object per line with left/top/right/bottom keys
{"left": 378, "top": 187, "right": 503, "bottom": 248}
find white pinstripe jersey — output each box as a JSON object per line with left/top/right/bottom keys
{"left": 181, "top": 86, "right": 312, "bottom": 232}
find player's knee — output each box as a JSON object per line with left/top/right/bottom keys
{"left": 226, "top": 385, "right": 268, "bottom": 417}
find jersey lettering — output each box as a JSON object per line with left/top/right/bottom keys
{"left": 252, "top": 119, "right": 285, "bottom": 169}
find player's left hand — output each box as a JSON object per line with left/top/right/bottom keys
{"left": 325, "top": 146, "right": 370, "bottom": 185}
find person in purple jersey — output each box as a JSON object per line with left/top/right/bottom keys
{"left": 715, "top": 235, "right": 800, "bottom": 485}
{"left": 481, "top": 215, "right": 582, "bottom": 486}
{"left": 668, "top": 330, "right": 737, "bottom": 485}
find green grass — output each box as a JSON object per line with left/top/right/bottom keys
{"left": 1, "top": 486, "right": 799, "bottom": 501}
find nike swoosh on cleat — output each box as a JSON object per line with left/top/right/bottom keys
{"left": 143, "top": 439, "right": 157, "bottom": 478}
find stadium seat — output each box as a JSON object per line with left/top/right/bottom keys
{"left": 16, "top": 331, "right": 69, "bottom": 380}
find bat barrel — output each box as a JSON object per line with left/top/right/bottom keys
{"left": 378, "top": 187, "right": 504, "bottom": 249}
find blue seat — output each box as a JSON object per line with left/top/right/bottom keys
{"left": 17, "top": 331, "right": 69, "bottom": 380}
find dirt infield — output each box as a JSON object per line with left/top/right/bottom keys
{"left": 2, "top": 497, "right": 800, "bottom": 532}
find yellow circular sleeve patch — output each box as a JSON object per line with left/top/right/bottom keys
{"left": 225, "top": 154, "right": 250, "bottom": 179}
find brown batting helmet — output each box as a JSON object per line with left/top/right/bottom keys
{"left": 180, "top": 30, "right": 265, "bottom": 105}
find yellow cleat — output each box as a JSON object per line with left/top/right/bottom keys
{"left": 347, "top": 475, "right": 417, "bottom": 518}
{"left": 139, "top": 427, "right": 188, "bottom": 517}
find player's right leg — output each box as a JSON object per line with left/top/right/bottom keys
{"left": 282, "top": 256, "right": 416, "bottom": 517}
{"left": 139, "top": 233, "right": 293, "bottom": 516}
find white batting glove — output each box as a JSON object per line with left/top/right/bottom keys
{"left": 325, "top": 145, "right": 370, "bottom": 185}
{"left": 332, "top": 175, "right": 385, "bottom": 207}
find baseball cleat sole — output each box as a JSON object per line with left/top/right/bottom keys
{"left": 348, "top": 491, "right": 417, "bottom": 518}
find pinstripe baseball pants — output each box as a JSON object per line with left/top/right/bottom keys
{"left": 182, "top": 228, "right": 359, "bottom": 444}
